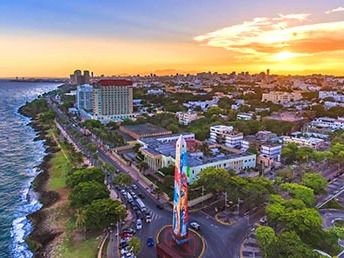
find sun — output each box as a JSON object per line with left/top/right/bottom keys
{"left": 274, "top": 51, "right": 297, "bottom": 61}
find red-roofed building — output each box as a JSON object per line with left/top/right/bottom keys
{"left": 97, "top": 79, "right": 133, "bottom": 87}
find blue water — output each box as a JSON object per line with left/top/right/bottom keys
{"left": 0, "top": 81, "right": 59, "bottom": 257}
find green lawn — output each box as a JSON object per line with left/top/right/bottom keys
{"left": 57, "top": 237, "right": 99, "bottom": 258}
{"left": 47, "top": 131, "right": 73, "bottom": 191}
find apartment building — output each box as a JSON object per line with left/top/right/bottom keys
{"left": 210, "top": 125, "right": 243, "bottom": 148}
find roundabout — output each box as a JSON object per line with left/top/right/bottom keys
{"left": 156, "top": 225, "right": 205, "bottom": 258}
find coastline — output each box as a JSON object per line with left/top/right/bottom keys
{"left": 19, "top": 105, "right": 62, "bottom": 257}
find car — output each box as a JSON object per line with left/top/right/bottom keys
{"left": 132, "top": 205, "right": 139, "bottom": 211}
{"left": 122, "top": 227, "right": 136, "bottom": 234}
{"left": 120, "top": 231, "right": 134, "bottom": 238}
{"left": 135, "top": 209, "right": 142, "bottom": 218}
{"left": 131, "top": 184, "right": 138, "bottom": 190}
{"left": 156, "top": 204, "right": 164, "bottom": 210}
{"left": 120, "top": 189, "right": 126, "bottom": 194}
{"left": 189, "top": 221, "right": 200, "bottom": 231}
{"left": 146, "top": 237, "right": 154, "bottom": 247}
{"left": 145, "top": 214, "right": 152, "bottom": 223}
{"left": 136, "top": 219, "right": 142, "bottom": 230}
{"left": 137, "top": 193, "right": 145, "bottom": 199}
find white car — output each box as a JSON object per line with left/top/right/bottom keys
{"left": 189, "top": 222, "right": 200, "bottom": 231}
{"left": 145, "top": 214, "right": 152, "bottom": 223}
{"left": 136, "top": 219, "right": 142, "bottom": 230}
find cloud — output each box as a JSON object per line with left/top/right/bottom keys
{"left": 325, "top": 6, "right": 344, "bottom": 14}
{"left": 194, "top": 14, "right": 344, "bottom": 58}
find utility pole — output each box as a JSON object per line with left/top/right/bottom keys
{"left": 201, "top": 186, "right": 205, "bottom": 208}
{"left": 237, "top": 197, "right": 241, "bottom": 215}
{"left": 224, "top": 192, "right": 227, "bottom": 209}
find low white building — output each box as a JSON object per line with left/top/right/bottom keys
{"left": 176, "top": 111, "right": 199, "bottom": 125}
{"left": 237, "top": 112, "right": 253, "bottom": 120}
{"left": 138, "top": 133, "right": 256, "bottom": 183}
{"left": 282, "top": 136, "right": 324, "bottom": 149}
{"left": 210, "top": 125, "right": 243, "bottom": 148}
{"left": 319, "top": 91, "right": 344, "bottom": 102}
{"left": 262, "top": 91, "right": 303, "bottom": 104}
{"left": 310, "top": 117, "right": 344, "bottom": 131}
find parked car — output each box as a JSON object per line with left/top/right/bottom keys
{"left": 147, "top": 237, "right": 154, "bottom": 247}
{"left": 189, "top": 221, "right": 200, "bottom": 231}
{"left": 131, "top": 184, "right": 138, "bottom": 190}
{"left": 136, "top": 219, "right": 142, "bottom": 230}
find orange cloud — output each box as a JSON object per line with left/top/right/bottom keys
{"left": 194, "top": 14, "right": 344, "bottom": 57}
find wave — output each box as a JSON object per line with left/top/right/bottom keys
{"left": 10, "top": 168, "right": 43, "bottom": 258}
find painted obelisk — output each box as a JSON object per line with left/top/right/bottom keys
{"left": 172, "top": 135, "right": 189, "bottom": 245}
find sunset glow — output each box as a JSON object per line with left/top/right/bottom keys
{"left": 0, "top": 1, "right": 344, "bottom": 77}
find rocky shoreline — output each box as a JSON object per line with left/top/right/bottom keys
{"left": 19, "top": 106, "right": 62, "bottom": 258}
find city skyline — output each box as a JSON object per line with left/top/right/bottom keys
{"left": 1, "top": 0, "right": 344, "bottom": 77}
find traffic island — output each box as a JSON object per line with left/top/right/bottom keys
{"left": 156, "top": 225, "right": 205, "bottom": 258}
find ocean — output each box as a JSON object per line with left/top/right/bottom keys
{"left": 0, "top": 81, "right": 59, "bottom": 257}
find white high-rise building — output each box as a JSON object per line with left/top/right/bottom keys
{"left": 76, "top": 84, "right": 93, "bottom": 111}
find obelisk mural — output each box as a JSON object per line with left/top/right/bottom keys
{"left": 172, "top": 135, "right": 189, "bottom": 244}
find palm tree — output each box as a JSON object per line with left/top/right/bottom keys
{"left": 75, "top": 209, "right": 86, "bottom": 234}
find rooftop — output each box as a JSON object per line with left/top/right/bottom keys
{"left": 96, "top": 79, "right": 133, "bottom": 87}
{"left": 121, "top": 123, "right": 171, "bottom": 137}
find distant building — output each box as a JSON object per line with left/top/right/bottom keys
{"left": 210, "top": 125, "right": 243, "bottom": 148}
{"left": 310, "top": 117, "right": 344, "bottom": 131}
{"left": 319, "top": 91, "right": 344, "bottom": 102}
{"left": 70, "top": 70, "right": 92, "bottom": 85}
{"left": 282, "top": 136, "right": 325, "bottom": 149}
{"left": 92, "top": 79, "right": 135, "bottom": 122}
{"left": 237, "top": 112, "right": 253, "bottom": 120}
{"left": 147, "top": 89, "right": 164, "bottom": 95}
{"left": 119, "top": 123, "right": 172, "bottom": 140}
{"left": 176, "top": 111, "right": 199, "bottom": 125}
{"left": 262, "top": 91, "right": 302, "bottom": 104}
{"left": 76, "top": 84, "right": 93, "bottom": 111}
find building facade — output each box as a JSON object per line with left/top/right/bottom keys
{"left": 92, "top": 79, "right": 134, "bottom": 122}
{"left": 210, "top": 125, "right": 243, "bottom": 148}
{"left": 262, "top": 91, "right": 303, "bottom": 104}
{"left": 76, "top": 84, "right": 93, "bottom": 111}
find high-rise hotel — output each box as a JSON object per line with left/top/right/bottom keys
{"left": 92, "top": 79, "right": 136, "bottom": 122}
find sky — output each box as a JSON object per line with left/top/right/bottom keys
{"left": 0, "top": 0, "right": 344, "bottom": 77}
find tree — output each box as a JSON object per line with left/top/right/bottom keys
{"left": 83, "top": 199, "right": 126, "bottom": 230}
{"left": 302, "top": 173, "right": 328, "bottom": 194}
{"left": 196, "top": 167, "right": 231, "bottom": 194}
{"left": 128, "top": 237, "right": 142, "bottom": 255}
{"left": 218, "top": 97, "right": 234, "bottom": 110}
{"left": 256, "top": 226, "right": 277, "bottom": 258}
{"left": 113, "top": 173, "right": 133, "bottom": 186}
{"left": 70, "top": 181, "right": 109, "bottom": 208}
{"left": 205, "top": 106, "right": 223, "bottom": 118}
{"left": 281, "top": 183, "right": 316, "bottom": 207}
{"left": 272, "top": 231, "right": 319, "bottom": 258}
{"left": 137, "top": 161, "right": 149, "bottom": 173}
{"left": 67, "top": 168, "right": 105, "bottom": 188}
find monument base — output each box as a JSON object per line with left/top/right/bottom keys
{"left": 156, "top": 225, "right": 205, "bottom": 258}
